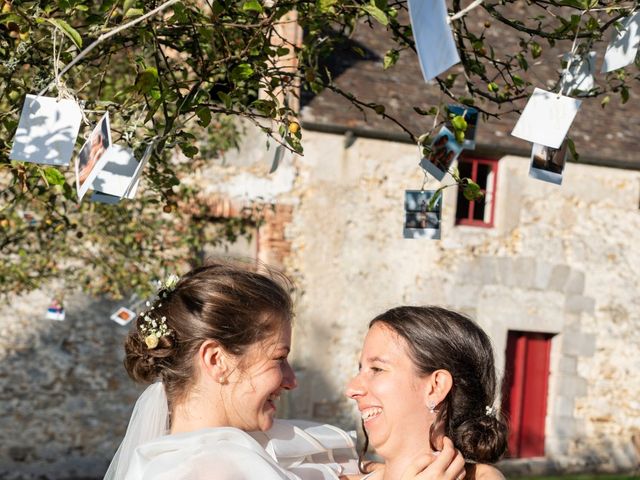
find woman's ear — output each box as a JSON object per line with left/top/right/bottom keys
{"left": 198, "top": 339, "right": 230, "bottom": 384}
{"left": 425, "top": 369, "right": 453, "bottom": 407}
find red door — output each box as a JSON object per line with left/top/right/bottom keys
{"left": 501, "top": 331, "right": 553, "bottom": 458}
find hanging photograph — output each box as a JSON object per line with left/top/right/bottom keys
{"left": 110, "top": 306, "right": 137, "bottom": 326}
{"left": 45, "top": 299, "right": 65, "bottom": 321}
{"left": 419, "top": 126, "right": 463, "bottom": 181}
{"left": 403, "top": 190, "right": 442, "bottom": 239}
{"left": 407, "top": 0, "right": 460, "bottom": 82}
{"left": 601, "top": 11, "right": 640, "bottom": 73}
{"left": 9, "top": 94, "right": 82, "bottom": 166}
{"left": 447, "top": 105, "right": 479, "bottom": 149}
{"left": 529, "top": 139, "right": 569, "bottom": 185}
{"left": 75, "top": 113, "right": 113, "bottom": 201}
{"left": 511, "top": 88, "right": 581, "bottom": 148}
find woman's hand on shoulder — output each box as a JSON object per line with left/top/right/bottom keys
{"left": 401, "top": 437, "right": 466, "bottom": 480}
{"left": 474, "top": 464, "right": 505, "bottom": 480}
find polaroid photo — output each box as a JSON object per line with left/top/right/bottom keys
{"left": 601, "top": 11, "right": 640, "bottom": 73}
{"left": 419, "top": 126, "right": 463, "bottom": 181}
{"left": 110, "top": 306, "right": 137, "bottom": 326}
{"left": 403, "top": 190, "right": 442, "bottom": 240}
{"left": 408, "top": 0, "right": 460, "bottom": 82}
{"left": 10, "top": 94, "right": 82, "bottom": 166}
{"left": 447, "top": 105, "right": 479, "bottom": 150}
{"left": 529, "top": 139, "right": 569, "bottom": 185}
{"left": 562, "top": 51, "right": 597, "bottom": 93}
{"left": 511, "top": 88, "right": 581, "bottom": 149}
{"left": 76, "top": 113, "right": 112, "bottom": 202}
{"left": 45, "top": 299, "right": 65, "bottom": 321}
{"left": 90, "top": 143, "right": 151, "bottom": 203}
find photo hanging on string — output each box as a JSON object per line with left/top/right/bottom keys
{"left": 529, "top": 139, "right": 569, "bottom": 185}
{"left": 76, "top": 113, "right": 112, "bottom": 201}
{"left": 403, "top": 190, "right": 442, "bottom": 240}
{"left": 419, "top": 126, "right": 463, "bottom": 181}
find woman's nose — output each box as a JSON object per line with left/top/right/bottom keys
{"left": 345, "top": 373, "right": 364, "bottom": 399}
{"left": 282, "top": 361, "right": 298, "bottom": 390}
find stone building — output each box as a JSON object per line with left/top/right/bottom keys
{"left": 2, "top": 3, "right": 640, "bottom": 479}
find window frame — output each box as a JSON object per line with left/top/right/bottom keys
{"left": 455, "top": 156, "right": 499, "bottom": 228}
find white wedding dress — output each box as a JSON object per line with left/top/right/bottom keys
{"left": 106, "top": 383, "right": 360, "bottom": 480}
{"left": 123, "top": 420, "right": 359, "bottom": 480}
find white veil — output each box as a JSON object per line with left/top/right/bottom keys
{"left": 104, "top": 382, "right": 169, "bottom": 480}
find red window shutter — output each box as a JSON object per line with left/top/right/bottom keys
{"left": 502, "top": 331, "right": 553, "bottom": 458}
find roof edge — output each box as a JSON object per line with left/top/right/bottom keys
{"left": 301, "top": 121, "right": 640, "bottom": 172}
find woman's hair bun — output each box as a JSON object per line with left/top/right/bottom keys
{"left": 453, "top": 414, "right": 509, "bottom": 464}
{"left": 124, "top": 329, "right": 174, "bottom": 384}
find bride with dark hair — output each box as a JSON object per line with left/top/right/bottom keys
{"left": 347, "top": 306, "right": 509, "bottom": 480}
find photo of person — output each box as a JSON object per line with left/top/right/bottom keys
{"left": 447, "top": 104, "right": 479, "bottom": 149}
{"left": 403, "top": 189, "right": 442, "bottom": 239}
{"left": 419, "top": 126, "right": 463, "bottom": 181}
{"left": 529, "top": 139, "right": 569, "bottom": 185}
{"left": 75, "top": 113, "right": 112, "bottom": 201}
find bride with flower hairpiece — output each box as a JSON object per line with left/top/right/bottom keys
{"left": 105, "top": 262, "right": 465, "bottom": 480}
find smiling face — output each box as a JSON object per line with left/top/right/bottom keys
{"left": 223, "top": 319, "right": 296, "bottom": 432}
{"left": 346, "top": 323, "right": 434, "bottom": 460}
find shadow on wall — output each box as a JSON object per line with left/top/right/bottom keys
{"left": 0, "top": 291, "right": 144, "bottom": 480}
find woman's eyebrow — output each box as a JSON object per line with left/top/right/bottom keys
{"left": 366, "top": 356, "right": 390, "bottom": 364}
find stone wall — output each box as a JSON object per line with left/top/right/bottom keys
{"left": 1, "top": 128, "right": 639, "bottom": 477}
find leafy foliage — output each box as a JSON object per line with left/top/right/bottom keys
{"left": 1, "top": 0, "right": 638, "bottom": 297}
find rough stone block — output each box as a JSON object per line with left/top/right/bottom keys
{"left": 556, "top": 356, "right": 578, "bottom": 374}
{"left": 552, "top": 416, "right": 580, "bottom": 438}
{"left": 501, "top": 257, "right": 536, "bottom": 288}
{"left": 556, "top": 374, "right": 589, "bottom": 398}
{"left": 554, "top": 396, "right": 576, "bottom": 417}
{"left": 448, "top": 284, "right": 481, "bottom": 309}
{"left": 545, "top": 435, "right": 570, "bottom": 456}
{"left": 548, "top": 265, "right": 571, "bottom": 291}
{"left": 534, "top": 261, "right": 554, "bottom": 290}
{"left": 564, "top": 270, "right": 586, "bottom": 295}
{"left": 564, "top": 295, "right": 596, "bottom": 315}
{"left": 562, "top": 331, "right": 596, "bottom": 357}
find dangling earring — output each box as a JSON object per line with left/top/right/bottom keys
{"left": 427, "top": 400, "right": 436, "bottom": 414}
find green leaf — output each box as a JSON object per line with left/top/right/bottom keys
{"left": 242, "top": 0, "right": 263, "bottom": 13}
{"left": 318, "top": 0, "right": 338, "bottom": 12}
{"left": 124, "top": 8, "right": 144, "bottom": 18}
{"left": 512, "top": 74, "right": 524, "bottom": 87}
{"left": 373, "top": 104, "right": 385, "bottom": 115}
{"left": 600, "top": 95, "right": 610, "bottom": 108}
{"left": 620, "top": 86, "right": 629, "bottom": 104}
{"left": 361, "top": 4, "right": 388, "bottom": 26}
{"left": 487, "top": 82, "right": 499, "bottom": 93}
{"left": 42, "top": 167, "right": 66, "bottom": 186}
{"left": 566, "top": 138, "right": 579, "bottom": 161}
{"left": 195, "top": 106, "right": 212, "bottom": 127}
{"left": 135, "top": 67, "right": 159, "bottom": 94}
{"left": 530, "top": 41, "right": 542, "bottom": 59}
{"left": 46, "top": 18, "right": 82, "bottom": 48}
{"left": 427, "top": 189, "right": 443, "bottom": 212}
{"left": 217, "top": 91, "right": 232, "bottom": 109}
{"left": 122, "top": 0, "right": 137, "bottom": 15}
{"left": 230, "top": 63, "right": 254, "bottom": 82}
{"left": 383, "top": 49, "right": 399, "bottom": 70}
{"left": 414, "top": 106, "right": 438, "bottom": 116}
{"left": 463, "top": 180, "right": 483, "bottom": 201}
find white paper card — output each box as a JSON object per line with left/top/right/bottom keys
{"left": 90, "top": 145, "right": 138, "bottom": 197}
{"left": 562, "top": 51, "right": 596, "bottom": 92}
{"left": 601, "top": 11, "right": 640, "bottom": 73}
{"left": 511, "top": 88, "right": 581, "bottom": 149}
{"left": 529, "top": 141, "right": 568, "bottom": 186}
{"left": 408, "top": 0, "right": 460, "bottom": 82}
{"left": 10, "top": 95, "right": 82, "bottom": 166}
{"left": 76, "top": 113, "right": 112, "bottom": 201}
